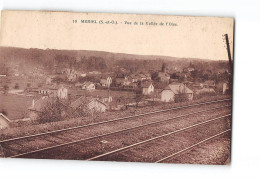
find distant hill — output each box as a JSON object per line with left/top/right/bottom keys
{"left": 0, "top": 46, "right": 228, "bottom": 74}
{"left": 0, "top": 46, "right": 221, "bottom": 63}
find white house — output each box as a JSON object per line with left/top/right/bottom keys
{"left": 57, "top": 86, "right": 68, "bottom": 99}
{"left": 100, "top": 76, "right": 112, "bottom": 87}
{"left": 223, "top": 83, "right": 229, "bottom": 94}
{"left": 142, "top": 82, "right": 154, "bottom": 95}
{"left": 82, "top": 82, "right": 95, "bottom": 91}
{"left": 80, "top": 73, "right": 87, "bottom": 77}
{"left": 161, "top": 83, "right": 193, "bottom": 102}
{"left": 102, "top": 96, "right": 113, "bottom": 103}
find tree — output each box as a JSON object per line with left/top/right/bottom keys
{"left": 37, "top": 99, "right": 68, "bottom": 123}
{"left": 27, "top": 83, "right": 31, "bottom": 88}
{"left": 3, "top": 85, "right": 9, "bottom": 94}
{"left": 151, "top": 72, "right": 159, "bottom": 81}
{"left": 170, "top": 72, "right": 179, "bottom": 79}
{"left": 175, "top": 93, "right": 189, "bottom": 103}
{"left": 134, "top": 90, "right": 143, "bottom": 108}
{"left": 0, "top": 62, "right": 10, "bottom": 76}
{"left": 161, "top": 63, "right": 166, "bottom": 72}
{"left": 190, "top": 70, "right": 199, "bottom": 81}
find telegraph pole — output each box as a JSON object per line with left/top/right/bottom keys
{"left": 224, "top": 34, "right": 233, "bottom": 73}
{"left": 223, "top": 33, "right": 233, "bottom": 96}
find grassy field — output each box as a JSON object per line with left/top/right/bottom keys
{"left": 0, "top": 94, "right": 33, "bottom": 120}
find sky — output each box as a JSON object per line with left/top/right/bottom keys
{"left": 0, "top": 10, "right": 234, "bottom": 61}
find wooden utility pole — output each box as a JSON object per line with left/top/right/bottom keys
{"left": 224, "top": 34, "right": 233, "bottom": 73}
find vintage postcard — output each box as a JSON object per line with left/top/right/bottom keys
{"left": 0, "top": 10, "right": 234, "bottom": 165}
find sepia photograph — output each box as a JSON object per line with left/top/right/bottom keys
{"left": 0, "top": 10, "right": 234, "bottom": 165}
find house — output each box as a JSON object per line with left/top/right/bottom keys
{"left": 82, "top": 82, "right": 95, "bottom": 91}
{"left": 8, "top": 89, "right": 24, "bottom": 94}
{"left": 40, "top": 88, "right": 60, "bottom": 98}
{"left": 183, "top": 67, "right": 195, "bottom": 73}
{"left": 203, "top": 80, "right": 216, "bottom": 88}
{"left": 80, "top": 73, "right": 87, "bottom": 77}
{"left": 223, "top": 83, "right": 229, "bottom": 94}
{"left": 124, "top": 82, "right": 137, "bottom": 89}
{"left": 0, "top": 113, "right": 10, "bottom": 129}
{"left": 215, "top": 82, "right": 229, "bottom": 94}
{"left": 139, "top": 72, "right": 151, "bottom": 81}
{"left": 195, "top": 88, "right": 216, "bottom": 95}
{"left": 128, "top": 74, "right": 138, "bottom": 83}
{"left": 38, "top": 85, "right": 68, "bottom": 99}
{"left": 192, "top": 82, "right": 204, "bottom": 89}
{"left": 57, "top": 86, "right": 68, "bottom": 99}
{"left": 89, "top": 71, "right": 101, "bottom": 75}
{"left": 145, "top": 73, "right": 152, "bottom": 80}
{"left": 153, "top": 82, "right": 168, "bottom": 98}
{"left": 142, "top": 82, "right": 154, "bottom": 95}
{"left": 139, "top": 74, "right": 147, "bottom": 81}
{"left": 101, "top": 96, "right": 113, "bottom": 103}
{"left": 123, "top": 77, "right": 131, "bottom": 86}
{"left": 39, "top": 89, "right": 51, "bottom": 95}
{"left": 115, "top": 73, "right": 131, "bottom": 87}
{"left": 157, "top": 72, "right": 170, "bottom": 82}
{"left": 70, "top": 96, "right": 108, "bottom": 113}
{"left": 115, "top": 77, "right": 126, "bottom": 87}
{"left": 161, "top": 83, "right": 193, "bottom": 102}
{"left": 100, "top": 76, "right": 112, "bottom": 87}
{"left": 75, "top": 82, "right": 84, "bottom": 88}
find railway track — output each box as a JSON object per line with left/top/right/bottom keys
{"left": 0, "top": 98, "right": 230, "bottom": 143}
{"left": 86, "top": 114, "right": 231, "bottom": 162}
{"left": 0, "top": 98, "right": 231, "bottom": 159}
{"left": 154, "top": 129, "right": 230, "bottom": 163}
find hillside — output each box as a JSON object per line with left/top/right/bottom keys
{"left": 0, "top": 46, "right": 229, "bottom": 75}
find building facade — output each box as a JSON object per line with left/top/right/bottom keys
{"left": 161, "top": 83, "right": 193, "bottom": 102}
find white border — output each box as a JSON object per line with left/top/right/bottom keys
{"left": 1, "top": 0, "right": 260, "bottom": 179}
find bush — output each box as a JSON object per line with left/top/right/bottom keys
{"left": 14, "top": 83, "right": 19, "bottom": 89}
{"left": 38, "top": 99, "right": 68, "bottom": 123}
{"left": 194, "top": 92, "right": 216, "bottom": 100}
{"left": 175, "top": 93, "right": 190, "bottom": 103}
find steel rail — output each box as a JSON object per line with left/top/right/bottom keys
{"left": 86, "top": 114, "right": 231, "bottom": 161}
{"left": 8, "top": 105, "right": 231, "bottom": 158}
{"left": 155, "top": 129, "right": 231, "bottom": 163}
{"left": 0, "top": 98, "right": 231, "bottom": 143}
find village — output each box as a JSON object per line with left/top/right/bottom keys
{"left": 0, "top": 54, "right": 231, "bottom": 129}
